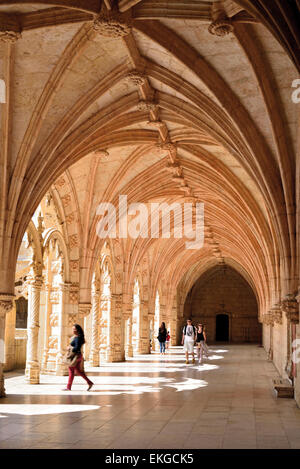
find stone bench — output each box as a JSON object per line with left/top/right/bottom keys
{"left": 273, "top": 379, "right": 294, "bottom": 398}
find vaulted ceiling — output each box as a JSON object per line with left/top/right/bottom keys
{"left": 1, "top": 0, "right": 298, "bottom": 312}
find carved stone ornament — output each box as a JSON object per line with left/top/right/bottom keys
{"left": 270, "top": 304, "right": 282, "bottom": 325}
{"left": 94, "top": 149, "right": 109, "bottom": 160}
{"left": 0, "top": 294, "right": 15, "bottom": 315}
{"left": 93, "top": 10, "right": 132, "bottom": 38}
{"left": 125, "top": 71, "right": 146, "bottom": 86}
{"left": 281, "top": 294, "right": 299, "bottom": 324}
{"left": 208, "top": 19, "right": 234, "bottom": 36}
{"left": 0, "top": 30, "right": 21, "bottom": 43}
{"left": 79, "top": 303, "right": 91, "bottom": 318}
{"left": 137, "top": 100, "right": 158, "bottom": 112}
{"left": 262, "top": 312, "right": 274, "bottom": 326}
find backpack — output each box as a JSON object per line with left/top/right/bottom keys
{"left": 183, "top": 325, "right": 196, "bottom": 337}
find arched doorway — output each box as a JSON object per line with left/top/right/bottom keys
{"left": 216, "top": 314, "right": 229, "bottom": 342}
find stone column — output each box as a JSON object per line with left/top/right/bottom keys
{"left": 89, "top": 284, "right": 100, "bottom": 367}
{"left": 138, "top": 300, "right": 150, "bottom": 354}
{"left": 281, "top": 294, "right": 299, "bottom": 379}
{"left": 25, "top": 276, "right": 43, "bottom": 384}
{"left": 125, "top": 315, "right": 133, "bottom": 358}
{"left": 4, "top": 299, "right": 16, "bottom": 371}
{"left": 55, "top": 282, "right": 69, "bottom": 376}
{"left": 41, "top": 282, "right": 51, "bottom": 373}
{"left": 0, "top": 295, "right": 15, "bottom": 397}
{"left": 262, "top": 312, "right": 274, "bottom": 361}
{"left": 78, "top": 303, "right": 91, "bottom": 362}
{"left": 110, "top": 293, "right": 125, "bottom": 362}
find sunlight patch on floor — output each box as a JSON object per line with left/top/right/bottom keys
{"left": 0, "top": 404, "right": 100, "bottom": 416}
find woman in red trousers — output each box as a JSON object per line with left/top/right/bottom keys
{"left": 63, "top": 324, "right": 94, "bottom": 391}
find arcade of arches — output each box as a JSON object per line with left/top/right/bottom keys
{"left": 0, "top": 0, "right": 300, "bottom": 412}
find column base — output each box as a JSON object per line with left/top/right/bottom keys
{"left": 25, "top": 363, "right": 40, "bottom": 384}
{"left": 0, "top": 364, "right": 6, "bottom": 397}
{"left": 125, "top": 345, "right": 133, "bottom": 358}
{"left": 89, "top": 352, "right": 99, "bottom": 367}
{"left": 56, "top": 355, "right": 68, "bottom": 376}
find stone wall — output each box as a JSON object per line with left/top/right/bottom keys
{"left": 183, "top": 266, "right": 261, "bottom": 343}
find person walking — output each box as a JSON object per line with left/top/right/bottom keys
{"left": 182, "top": 318, "right": 197, "bottom": 364}
{"left": 166, "top": 331, "right": 171, "bottom": 349}
{"left": 158, "top": 322, "right": 167, "bottom": 355}
{"left": 63, "top": 324, "right": 94, "bottom": 391}
{"left": 196, "top": 323, "right": 209, "bottom": 364}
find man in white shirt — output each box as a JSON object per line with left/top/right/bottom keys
{"left": 181, "top": 319, "right": 196, "bottom": 364}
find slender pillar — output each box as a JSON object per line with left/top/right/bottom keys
{"left": 25, "top": 276, "right": 43, "bottom": 384}
{"left": 4, "top": 299, "right": 16, "bottom": 371}
{"left": 0, "top": 295, "right": 14, "bottom": 397}
{"left": 281, "top": 294, "right": 299, "bottom": 379}
{"left": 89, "top": 283, "right": 100, "bottom": 367}
{"left": 55, "top": 282, "right": 69, "bottom": 376}
{"left": 41, "top": 282, "right": 51, "bottom": 373}
{"left": 125, "top": 315, "right": 133, "bottom": 358}
{"left": 110, "top": 293, "right": 125, "bottom": 362}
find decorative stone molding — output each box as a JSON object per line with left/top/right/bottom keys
{"left": 94, "top": 149, "right": 109, "bottom": 160}
{"left": 0, "top": 294, "right": 15, "bottom": 315}
{"left": 50, "top": 290, "right": 59, "bottom": 304}
{"left": 0, "top": 30, "right": 21, "bottom": 43}
{"left": 137, "top": 100, "right": 158, "bottom": 112}
{"left": 69, "top": 234, "right": 79, "bottom": 249}
{"left": 271, "top": 304, "right": 283, "bottom": 325}
{"left": 68, "top": 314, "right": 77, "bottom": 327}
{"left": 147, "top": 120, "right": 164, "bottom": 128}
{"left": 78, "top": 303, "right": 91, "bottom": 318}
{"left": 125, "top": 71, "right": 147, "bottom": 86}
{"left": 61, "top": 194, "right": 71, "bottom": 207}
{"left": 66, "top": 213, "right": 75, "bottom": 224}
{"left": 208, "top": 19, "right": 233, "bottom": 36}
{"left": 281, "top": 294, "right": 299, "bottom": 324}
{"left": 208, "top": 2, "right": 234, "bottom": 37}
{"left": 55, "top": 177, "right": 66, "bottom": 188}
{"left": 93, "top": 9, "right": 132, "bottom": 38}
{"left": 262, "top": 312, "right": 274, "bottom": 326}
{"left": 70, "top": 260, "right": 79, "bottom": 272}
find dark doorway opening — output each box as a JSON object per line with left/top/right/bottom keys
{"left": 216, "top": 314, "right": 229, "bottom": 341}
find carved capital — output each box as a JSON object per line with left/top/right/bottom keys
{"left": 0, "top": 294, "right": 15, "bottom": 315}
{"left": 262, "top": 311, "right": 274, "bottom": 326}
{"left": 93, "top": 9, "right": 132, "bottom": 38}
{"left": 0, "top": 13, "right": 21, "bottom": 43}
{"left": 281, "top": 294, "right": 299, "bottom": 324}
{"left": 78, "top": 303, "right": 91, "bottom": 318}
{"left": 28, "top": 275, "right": 43, "bottom": 290}
{"left": 270, "top": 304, "right": 282, "bottom": 325}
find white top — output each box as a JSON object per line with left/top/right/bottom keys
{"left": 184, "top": 325, "right": 195, "bottom": 342}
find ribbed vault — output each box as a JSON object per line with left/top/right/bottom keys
{"left": 0, "top": 0, "right": 298, "bottom": 335}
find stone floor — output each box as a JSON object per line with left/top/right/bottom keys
{"left": 1, "top": 344, "right": 300, "bottom": 449}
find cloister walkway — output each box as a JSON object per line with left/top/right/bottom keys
{"left": 1, "top": 345, "right": 300, "bottom": 449}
